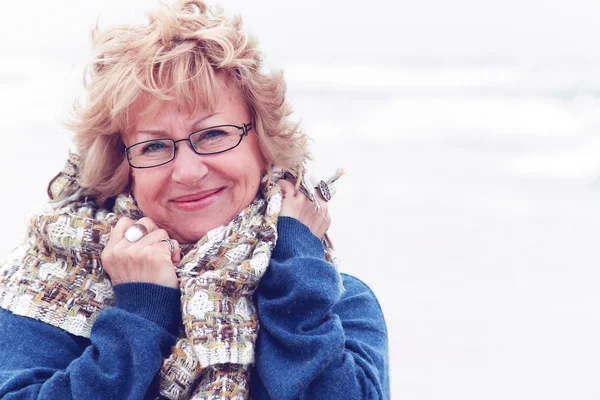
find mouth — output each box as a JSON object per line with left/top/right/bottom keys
{"left": 170, "top": 188, "right": 225, "bottom": 211}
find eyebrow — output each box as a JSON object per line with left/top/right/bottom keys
{"left": 136, "top": 112, "right": 221, "bottom": 136}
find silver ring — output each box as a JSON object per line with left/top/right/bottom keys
{"left": 161, "top": 239, "right": 175, "bottom": 255}
{"left": 317, "top": 180, "right": 333, "bottom": 202}
{"left": 124, "top": 224, "right": 148, "bottom": 243}
{"left": 316, "top": 169, "right": 344, "bottom": 202}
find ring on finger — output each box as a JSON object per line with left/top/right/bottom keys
{"left": 317, "top": 180, "right": 335, "bottom": 202}
{"left": 316, "top": 168, "right": 344, "bottom": 202}
{"left": 161, "top": 239, "right": 175, "bottom": 255}
{"left": 124, "top": 223, "right": 148, "bottom": 243}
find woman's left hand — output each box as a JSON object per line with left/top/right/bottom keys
{"left": 277, "top": 179, "right": 331, "bottom": 239}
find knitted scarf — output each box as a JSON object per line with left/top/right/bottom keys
{"left": 0, "top": 152, "right": 329, "bottom": 399}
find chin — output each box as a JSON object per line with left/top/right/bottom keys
{"left": 176, "top": 227, "right": 209, "bottom": 244}
{"left": 174, "top": 218, "right": 223, "bottom": 244}
{"left": 168, "top": 203, "right": 245, "bottom": 244}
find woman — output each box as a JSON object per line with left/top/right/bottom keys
{"left": 0, "top": 1, "right": 389, "bottom": 399}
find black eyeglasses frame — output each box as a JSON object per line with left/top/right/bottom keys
{"left": 125, "top": 122, "right": 253, "bottom": 169}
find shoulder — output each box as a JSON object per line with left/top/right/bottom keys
{"left": 337, "top": 274, "right": 388, "bottom": 334}
{"left": 340, "top": 273, "right": 382, "bottom": 305}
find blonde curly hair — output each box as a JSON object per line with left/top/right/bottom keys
{"left": 67, "top": 0, "right": 309, "bottom": 205}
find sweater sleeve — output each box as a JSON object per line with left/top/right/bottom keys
{"left": 0, "top": 282, "right": 181, "bottom": 400}
{"left": 251, "top": 216, "right": 390, "bottom": 400}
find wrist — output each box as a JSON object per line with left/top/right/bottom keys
{"left": 113, "top": 282, "right": 181, "bottom": 335}
{"left": 273, "top": 216, "right": 325, "bottom": 260}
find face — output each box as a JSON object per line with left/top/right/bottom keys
{"left": 125, "top": 77, "right": 266, "bottom": 244}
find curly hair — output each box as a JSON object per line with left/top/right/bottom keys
{"left": 67, "top": 0, "right": 309, "bottom": 205}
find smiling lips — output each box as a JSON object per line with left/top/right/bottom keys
{"left": 171, "top": 188, "right": 224, "bottom": 210}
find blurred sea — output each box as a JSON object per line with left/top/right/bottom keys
{"left": 2, "top": 1, "right": 600, "bottom": 398}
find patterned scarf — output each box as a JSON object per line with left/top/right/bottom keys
{"left": 0, "top": 151, "right": 297, "bottom": 399}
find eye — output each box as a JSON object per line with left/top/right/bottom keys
{"left": 140, "top": 140, "right": 172, "bottom": 154}
{"left": 192, "top": 129, "right": 230, "bottom": 148}
{"left": 198, "top": 129, "right": 228, "bottom": 141}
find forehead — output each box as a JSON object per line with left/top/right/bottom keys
{"left": 128, "top": 75, "right": 247, "bottom": 133}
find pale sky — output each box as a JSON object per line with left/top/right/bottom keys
{"left": 1, "top": 0, "right": 600, "bottom": 64}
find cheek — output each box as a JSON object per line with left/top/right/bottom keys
{"left": 132, "top": 171, "right": 167, "bottom": 206}
{"left": 245, "top": 139, "right": 267, "bottom": 178}
{"left": 244, "top": 162, "right": 265, "bottom": 201}
{"left": 239, "top": 153, "right": 265, "bottom": 187}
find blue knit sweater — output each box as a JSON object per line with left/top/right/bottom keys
{"left": 0, "top": 217, "right": 389, "bottom": 399}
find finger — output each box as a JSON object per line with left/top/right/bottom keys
{"left": 308, "top": 173, "right": 318, "bottom": 187}
{"left": 111, "top": 229, "right": 165, "bottom": 259}
{"left": 316, "top": 195, "right": 328, "bottom": 214}
{"left": 314, "top": 183, "right": 329, "bottom": 213}
{"left": 277, "top": 179, "right": 299, "bottom": 199}
{"left": 134, "top": 217, "right": 160, "bottom": 233}
{"left": 279, "top": 177, "right": 316, "bottom": 204}
{"left": 106, "top": 217, "right": 135, "bottom": 249}
{"left": 167, "top": 239, "right": 181, "bottom": 264}
{"left": 119, "top": 217, "right": 158, "bottom": 245}
{"left": 128, "top": 228, "right": 169, "bottom": 249}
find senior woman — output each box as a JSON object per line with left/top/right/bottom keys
{"left": 0, "top": 1, "right": 388, "bottom": 399}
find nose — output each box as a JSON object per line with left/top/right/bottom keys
{"left": 170, "top": 140, "right": 209, "bottom": 186}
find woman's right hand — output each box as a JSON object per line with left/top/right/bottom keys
{"left": 277, "top": 179, "right": 331, "bottom": 240}
{"left": 101, "top": 217, "right": 181, "bottom": 289}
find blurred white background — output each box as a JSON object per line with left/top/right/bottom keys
{"left": 2, "top": 0, "right": 600, "bottom": 398}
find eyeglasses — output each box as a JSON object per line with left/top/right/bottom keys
{"left": 125, "top": 122, "right": 252, "bottom": 168}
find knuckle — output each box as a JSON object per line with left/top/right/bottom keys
{"left": 116, "top": 216, "right": 133, "bottom": 228}
{"left": 155, "top": 229, "right": 168, "bottom": 238}
{"left": 100, "top": 249, "right": 117, "bottom": 272}
{"left": 137, "top": 217, "right": 155, "bottom": 230}
{"left": 277, "top": 179, "right": 294, "bottom": 193}
{"left": 139, "top": 245, "right": 153, "bottom": 258}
